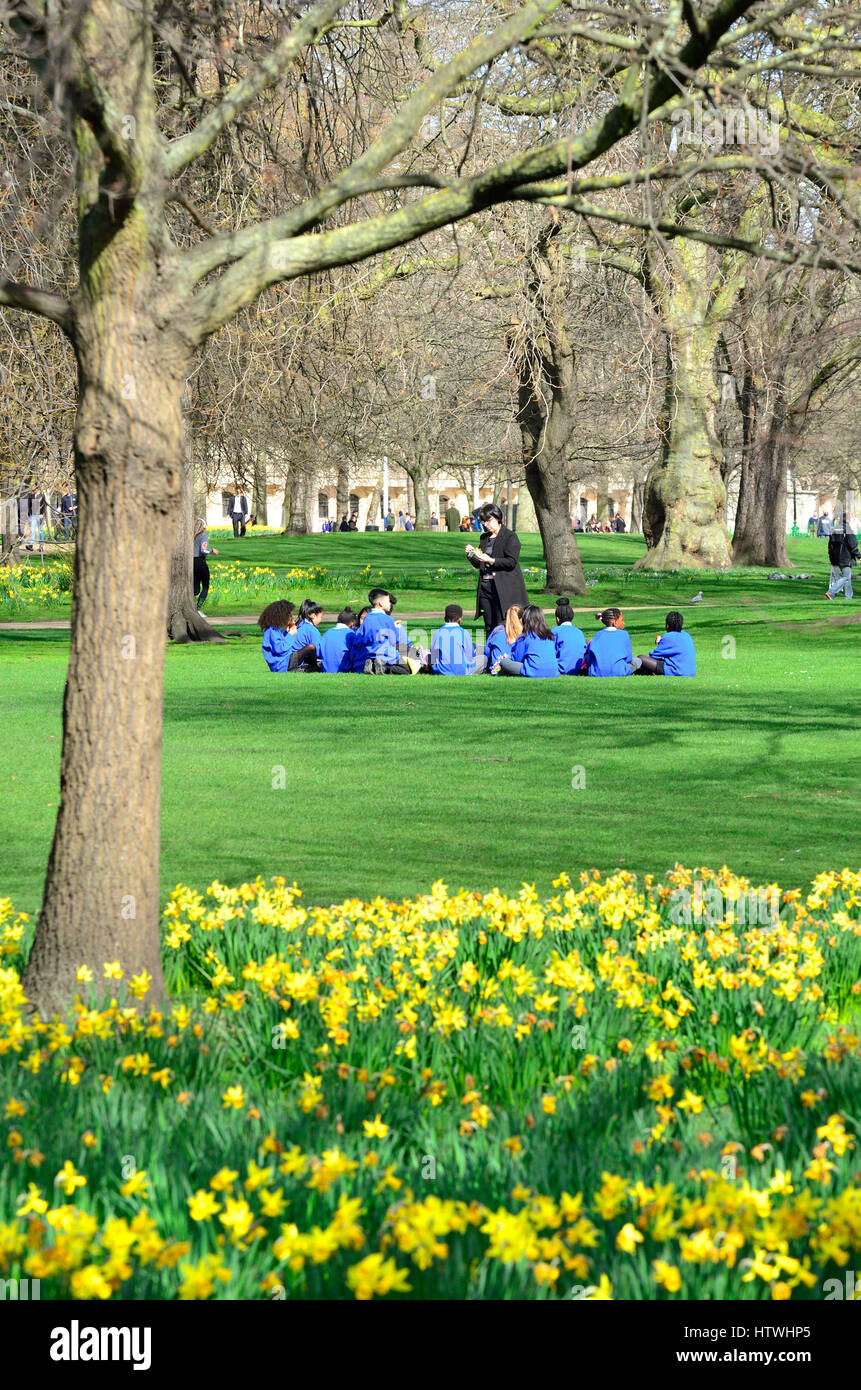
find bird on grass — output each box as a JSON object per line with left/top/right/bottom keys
{"left": 689, "top": 591, "right": 703, "bottom": 603}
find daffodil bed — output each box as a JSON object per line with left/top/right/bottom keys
{"left": 1, "top": 866, "right": 859, "bottom": 1301}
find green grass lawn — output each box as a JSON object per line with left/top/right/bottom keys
{"left": 1, "top": 531, "right": 835, "bottom": 620}
{"left": 2, "top": 568, "right": 859, "bottom": 919}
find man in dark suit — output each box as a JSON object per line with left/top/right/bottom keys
{"left": 466, "top": 502, "right": 529, "bottom": 637}
{"left": 229, "top": 487, "right": 249, "bottom": 537}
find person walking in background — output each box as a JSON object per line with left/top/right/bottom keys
{"left": 229, "top": 486, "right": 249, "bottom": 537}
{"left": 27, "top": 488, "right": 46, "bottom": 548}
{"left": 404, "top": 514, "right": 415, "bottom": 531}
{"left": 338, "top": 515, "right": 350, "bottom": 532}
{"left": 631, "top": 611, "right": 696, "bottom": 675}
{"left": 583, "top": 608, "right": 633, "bottom": 676}
{"left": 385, "top": 508, "right": 395, "bottom": 532}
{"left": 60, "top": 486, "right": 77, "bottom": 540}
{"left": 349, "top": 512, "right": 359, "bottom": 530}
{"left": 193, "top": 518, "right": 218, "bottom": 610}
{"left": 430, "top": 513, "right": 439, "bottom": 529}
{"left": 817, "top": 512, "right": 833, "bottom": 538}
{"left": 445, "top": 502, "right": 461, "bottom": 532}
{"left": 807, "top": 511, "right": 818, "bottom": 537}
{"left": 466, "top": 501, "right": 529, "bottom": 639}
{"left": 826, "top": 518, "right": 859, "bottom": 600}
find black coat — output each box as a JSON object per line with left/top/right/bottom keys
{"left": 828, "top": 530, "right": 860, "bottom": 567}
{"left": 467, "top": 525, "right": 529, "bottom": 620}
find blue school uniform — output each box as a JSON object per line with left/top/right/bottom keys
{"left": 431, "top": 623, "right": 476, "bottom": 675}
{"left": 320, "top": 623, "right": 355, "bottom": 673}
{"left": 294, "top": 619, "right": 323, "bottom": 657}
{"left": 554, "top": 622, "right": 586, "bottom": 674}
{"left": 651, "top": 629, "right": 696, "bottom": 676}
{"left": 511, "top": 633, "right": 559, "bottom": 677}
{"left": 361, "top": 608, "right": 400, "bottom": 666}
{"left": 261, "top": 626, "right": 293, "bottom": 672}
{"left": 584, "top": 626, "right": 633, "bottom": 677}
{"left": 350, "top": 620, "right": 369, "bottom": 671}
{"left": 484, "top": 624, "right": 510, "bottom": 669}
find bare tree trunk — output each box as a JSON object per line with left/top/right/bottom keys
{"left": 513, "top": 216, "right": 586, "bottom": 593}
{"left": 636, "top": 239, "right": 734, "bottom": 571}
{"left": 287, "top": 467, "right": 312, "bottom": 534}
{"left": 405, "top": 463, "right": 431, "bottom": 528}
{"left": 336, "top": 464, "right": 349, "bottom": 520}
{"left": 252, "top": 453, "right": 268, "bottom": 523}
{"left": 732, "top": 391, "right": 791, "bottom": 566}
{"left": 24, "top": 329, "right": 184, "bottom": 1011}
{"left": 167, "top": 385, "right": 224, "bottom": 643}
{"left": 630, "top": 474, "right": 645, "bottom": 534}
{"left": 596, "top": 477, "right": 610, "bottom": 523}
{"left": 366, "top": 471, "right": 382, "bottom": 527}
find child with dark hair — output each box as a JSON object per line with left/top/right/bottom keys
{"left": 498, "top": 604, "right": 559, "bottom": 677}
{"left": 321, "top": 608, "right": 357, "bottom": 673}
{"left": 553, "top": 598, "right": 586, "bottom": 674}
{"left": 259, "top": 601, "right": 297, "bottom": 672}
{"left": 631, "top": 611, "right": 696, "bottom": 676}
{"left": 430, "top": 603, "right": 485, "bottom": 675}
{"left": 583, "top": 608, "right": 633, "bottom": 677}
{"left": 355, "top": 588, "right": 423, "bottom": 674}
{"left": 294, "top": 599, "right": 325, "bottom": 662}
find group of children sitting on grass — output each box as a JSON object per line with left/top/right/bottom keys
{"left": 259, "top": 589, "right": 697, "bottom": 677}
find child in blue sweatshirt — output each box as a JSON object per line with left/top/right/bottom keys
{"left": 259, "top": 600, "right": 296, "bottom": 672}
{"left": 484, "top": 622, "right": 510, "bottom": 672}
{"left": 320, "top": 608, "right": 357, "bottom": 673}
{"left": 499, "top": 605, "right": 559, "bottom": 677}
{"left": 631, "top": 612, "right": 696, "bottom": 676}
{"left": 294, "top": 599, "right": 325, "bottom": 660}
{"left": 583, "top": 608, "right": 633, "bottom": 676}
{"left": 361, "top": 589, "right": 423, "bottom": 673}
{"left": 430, "top": 604, "right": 484, "bottom": 674}
{"left": 553, "top": 598, "right": 586, "bottom": 674}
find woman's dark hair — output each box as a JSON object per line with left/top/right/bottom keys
{"left": 521, "top": 603, "right": 553, "bottom": 640}
{"left": 477, "top": 502, "right": 504, "bottom": 525}
{"left": 337, "top": 607, "right": 356, "bottom": 626}
{"left": 665, "top": 611, "right": 684, "bottom": 632}
{"left": 357, "top": 605, "right": 370, "bottom": 622}
{"left": 258, "top": 600, "right": 295, "bottom": 631}
{"left": 555, "top": 597, "right": 575, "bottom": 624}
{"left": 595, "top": 607, "right": 622, "bottom": 625}
{"left": 297, "top": 598, "right": 323, "bottom": 623}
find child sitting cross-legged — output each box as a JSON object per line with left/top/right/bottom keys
{"left": 498, "top": 604, "right": 559, "bottom": 678}
{"left": 320, "top": 607, "right": 357, "bottom": 673}
{"left": 553, "top": 597, "right": 586, "bottom": 674}
{"left": 630, "top": 611, "right": 696, "bottom": 676}
{"left": 429, "top": 604, "right": 486, "bottom": 675}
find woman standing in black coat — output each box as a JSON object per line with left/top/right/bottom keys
{"left": 466, "top": 502, "right": 530, "bottom": 638}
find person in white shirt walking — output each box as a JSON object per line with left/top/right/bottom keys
{"left": 229, "top": 487, "right": 249, "bottom": 538}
